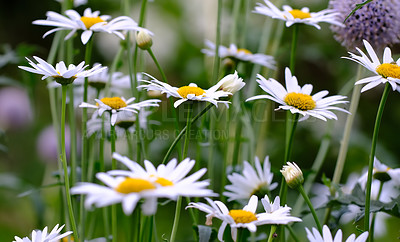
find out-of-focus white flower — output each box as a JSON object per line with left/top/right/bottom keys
{"left": 253, "top": 0, "right": 344, "bottom": 29}
{"left": 13, "top": 224, "right": 72, "bottom": 242}
{"left": 224, "top": 156, "right": 277, "bottom": 201}
{"left": 202, "top": 40, "right": 276, "bottom": 69}
{"left": 306, "top": 224, "right": 368, "bottom": 242}
{"left": 258, "top": 195, "right": 302, "bottom": 224}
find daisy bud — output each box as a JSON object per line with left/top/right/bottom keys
{"left": 219, "top": 71, "right": 245, "bottom": 95}
{"left": 280, "top": 162, "right": 304, "bottom": 189}
{"left": 136, "top": 30, "right": 153, "bottom": 50}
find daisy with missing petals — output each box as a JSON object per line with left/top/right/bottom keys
{"left": 138, "top": 73, "right": 234, "bottom": 108}
{"left": 258, "top": 195, "right": 302, "bottom": 224}
{"left": 306, "top": 225, "right": 368, "bottom": 242}
{"left": 253, "top": 0, "right": 344, "bottom": 29}
{"left": 79, "top": 97, "right": 160, "bottom": 126}
{"left": 202, "top": 40, "right": 276, "bottom": 69}
{"left": 224, "top": 156, "right": 278, "bottom": 202}
{"left": 13, "top": 224, "right": 72, "bottom": 242}
{"left": 33, "top": 8, "right": 151, "bottom": 44}
{"left": 344, "top": 39, "right": 400, "bottom": 93}
{"left": 71, "top": 153, "right": 215, "bottom": 215}
{"left": 18, "top": 56, "right": 106, "bottom": 85}
{"left": 187, "top": 195, "right": 262, "bottom": 241}
{"left": 246, "top": 67, "right": 349, "bottom": 121}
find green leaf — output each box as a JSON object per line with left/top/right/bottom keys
{"left": 344, "top": 0, "right": 373, "bottom": 22}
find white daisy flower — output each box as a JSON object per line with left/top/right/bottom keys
{"left": 79, "top": 97, "right": 160, "bottom": 126}
{"left": 246, "top": 67, "right": 349, "bottom": 121}
{"left": 202, "top": 40, "right": 276, "bottom": 69}
{"left": 110, "top": 153, "right": 217, "bottom": 198}
{"left": 33, "top": 8, "right": 152, "bottom": 44}
{"left": 138, "top": 73, "right": 232, "bottom": 108}
{"left": 358, "top": 157, "right": 400, "bottom": 189}
{"left": 223, "top": 156, "right": 278, "bottom": 202}
{"left": 253, "top": 0, "right": 344, "bottom": 29}
{"left": 258, "top": 195, "right": 302, "bottom": 224}
{"left": 18, "top": 56, "right": 106, "bottom": 85}
{"left": 306, "top": 225, "right": 368, "bottom": 242}
{"left": 344, "top": 39, "right": 400, "bottom": 93}
{"left": 71, "top": 172, "right": 173, "bottom": 215}
{"left": 187, "top": 195, "right": 262, "bottom": 241}
{"left": 13, "top": 224, "right": 72, "bottom": 242}
{"left": 71, "top": 153, "right": 215, "bottom": 215}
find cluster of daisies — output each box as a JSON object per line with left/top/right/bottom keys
{"left": 13, "top": 0, "right": 400, "bottom": 241}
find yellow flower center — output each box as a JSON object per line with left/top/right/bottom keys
{"left": 115, "top": 178, "right": 156, "bottom": 194}
{"left": 228, "top": 210, "right": 257, "bottom": 224}
{"left": 289, "top": 9, "right": 311, "bottom": 19}
{"left": 237, "top": 48, "right": 252, "bottom": 55}
{"left": 98, "top": 97, "right": 127, "bottom": 109}
{"left": 155, "top": 177, "right": 174, "bottom": 186}
{"left": 80, "top": 16, "right": 106, "bottom": 29}
{"left": 376, "top": 63, "right": 400, "bottom": 79}
{"left": 177, "top": 86, "right": 206, "bottom": 99}
{"left": 284, "top": 92, "right": 316, "bottom": 111}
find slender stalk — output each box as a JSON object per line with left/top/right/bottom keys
{"left": 278, "top": 112, "right": 299, "bottom": 241}
{"left": 61, "top": 85, "right": 79, "bottom": 240}
{"left": 298, "top": 185, "right": 322, "bottom": 233}
{"left": 267, "top": 225, "right": 277, "bottom": 242}
{"left": 170, "top": 104, "right": 193, "bottom": 242}
{"left": 105, "top": 47, "right": 125, "bottom": 97}
{"left": 332, "top": 66, "right": 363, "bottom": 185}
{"left": 289, "top": 24, "right": 299, "bottom": 73}
{"left": 212, "top": 0, "right": 223, "bottom": 84}
{"left": 364, "top": 82, "right": 390, "bottom": 235}
{"left": 81, "top": 38, "right": 93, "bottom": 183}
{"left": 162, "top": 103, "right": 214, "bottom": 164}
{"left": 110, "top": 124, "right": 118, "bottom": 242}
{"left": 286, "top": 225, "right": 300, "bottom": 242}
{"left": 370, "top": 181, "right": 384, "bottom": 242}
{"left": 279, "top": 113, "right": 299, "bottom": 203}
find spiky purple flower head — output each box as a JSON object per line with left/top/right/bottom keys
{"left": 329, "top": 0, "right": 400, "bottom": 51}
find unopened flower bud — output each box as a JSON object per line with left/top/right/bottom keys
{"left": 219, "top": 71, "right": 245, "bottom": 95}
{"left": 281, "top": 162, "right": 304, "bottom": 189}
{"left": 136, "top": 30, "right": 153, "bottom": 50}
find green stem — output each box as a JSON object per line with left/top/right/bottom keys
{"left": 370, "top": 181, "right": 384, "bottom": 242}
{"left": 279, "top": 113, "right": 299, "bottom": 203}
{"left": 81, "top": 38, "right": 93, "bottom": 183}
{"left": 332, "top": 66, "right": 363, "bottom": 185}
{"left": 286, "top": 225, "right": 300, "bottom": 242}
{"left": 110, "top": 124, "right": 117, "bottom": 242}
{"left": 289, "top": 24, "right": 299, "bottom": 73}
{"left": 105, "top": 47, "right": 125, "bottom": 97}
{"left": 147, "top": 48, "right": 168, "bottom": 83}
{"left": 162, "top": 103, "right": 214, "bottom": 164}
{"left": 278, "top": 112, "right": 299, "bottom": 241}
{"left": 298, "top": 185, "right": 322, "bottom": 233}
{"left": 364, "top": 82, "right": 390, "bottom": 235}
{"left": 61, "top": 85, "right": 79, "bottom": 240}
{"left": 212, "top": 0, "right": 222, "bottom": 84}
{"left": 231, "top": 111, "right": 243, "bottom": 169}
{"left": 267, "top": 225, "right": 277, "bottom": 242}
{"left": 170, "top": 104, "right": 193, "bottom": 242}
